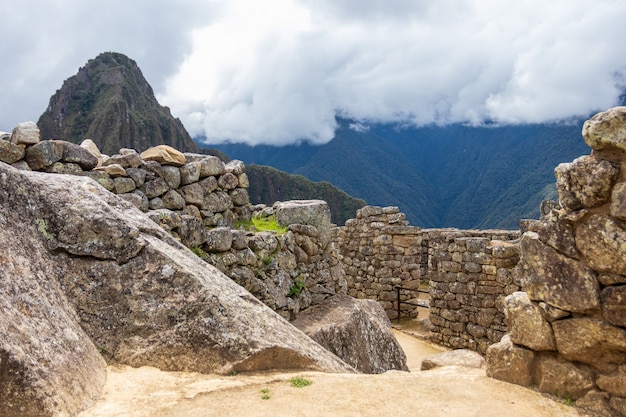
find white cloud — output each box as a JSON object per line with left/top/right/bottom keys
{"left": 1, "top": 0, "right": 626, "bottom": 144}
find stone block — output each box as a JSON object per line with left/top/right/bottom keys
{"left": 582, "top": 106, "right": 626, "bottom": 151}
{"left": 555, "top": 155, "right": 618, "bottom": 211}
{"left": 505, "top": 292, "right": 556, "bottom": 351}
{"left": 486, "top": 334, "right": 535, "bottom": 386}
{"left": 532, "top": 353, "right": 595, "bottom": 399}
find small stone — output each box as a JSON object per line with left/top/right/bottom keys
{"left": 140, "top": 145, "right": 185, "bottom": 166}
{"left": 94, "top": 164, "right": 126, "bottom": 177}
{"left": 611, "top": 182, "right": 626, "bottom": 220}
{"left": 24, "top": 140, "right": 64, "bottom": 170}
{"left": 582, "top": 106, "right": 626, "bottom": 151}
{"left": 60, "top": 140, "right": 99, "bottom": 170}
{"left": 10, "top": 121, "right": 40, "bottom": 145}
{"left": 0, "top": 140, "right": 25, "bottom": 164}
{"left": 180, "top": 161, "right": 201, "bottom": 185}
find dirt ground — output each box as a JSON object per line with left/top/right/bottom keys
{"left": 78, "top": 329, "right": 585, "bottom": 417}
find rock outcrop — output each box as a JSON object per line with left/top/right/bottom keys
{"left": 37, "top": 52, "right": 199, "bottom": 155}
{"left": 0, "top": 161, "right": 355, "bottom": 416}
{"left": 292, "top": 294, "right": 408, "bottom": 373}
{"left": 487, "top": 106, "right": 626, "bottom": 416}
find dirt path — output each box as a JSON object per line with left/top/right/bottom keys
{"left": 78, "top": 330, "right": 584, "bottom": 417}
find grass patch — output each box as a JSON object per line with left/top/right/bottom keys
{"left": 290, "top": 376, "right": 312, "bottom": 388}
{"left": 288, "top": 277, "right": 306, "bottom": 297}
{"left": 235, "top": 215, "right": 288, "bottom": 234}
{"left": 260, "top": 387, "right": 271, "bottom": 400}
{"left": 190, "top": 246, "right": 208, "bottom": 259}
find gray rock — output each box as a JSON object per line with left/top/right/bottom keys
{"left": 60, "top": 140, "right": 99, "bottom": 170}
{"left": 421, "top": 349, "right": 485, "bottom": 371}
{"left": 176, "top": 215, "right": 209, "bottom": 248}
{"left": 46, "top": 161, "right": 83, "bottom": 175}
{"left": 0, "top": 140, "right": 25, "bottom": 164}
{"left": 554, "top": 155, "right": 618, "bottom": 212}
{"left": 126, "top": 167, "right": 147, "bottom": 187}
{"left": 10, "top": 121, "right": 40, "bottom": 145}
{"left": 553, "top": 318, "right": 626, "bottom": 372}
{"left": 230, "top": 188, "right": 250, "bottom": 206}
{"left": 275, "top": 200, "right": 332, "bottom": 245}
{"left": 24, "top": 140, "right": 64, "bottom": 170}
{"left": 204, "top": 190, "right": 233, "bottom": 213}
{"left": 218, "top": 172, "right": 239, "bottom": 190}
{"left": 102, "top": 151, "right": 143, "bottom": 169}
{"left": 180, "top": 161, "right": 201, "bottom": 185}
{"left": 238, "top": 172, "right": 249, "bottom": 188}
{"left": 505, "top": 291, "right": 556, "bottom": 351}
{"left": 154, "top": 165, "right": 182, "bottom": 189}
{"left": 518, "top": 232, "right": 600, "bottom": 313}
{"left": 162, "top": 190, "right": 186, "bottom": 210}
{"left": 292, "top": 294, "right": 408, "bottom": 373}
{"left": 582, "top": 106, "right": 626, "bottom": 152}
{"left": 113, "top": 177, "right": 137, "bottom": 194}
{"left": 184, "top": 153, "right": 225, "bottom": 177}
{"left": 576, "top": 213, "right": 626, "bottom": 275}
{"left": 179, "top": 182, "right": 205, "bottom": 206}
{"left": 0, "top": 162, "right": 354, "bottom": 389}
{"left": 84, "top": 171, "right": 115, "bottom": 191}
{"left": 532, "top": 352, "right": 595, "bottom": 399}
{"left": 485, "top": 334, "right": 534, "bottom": 386}
{"left": 225, "top": 159, "right": 245, "bottom": 175}
{"left": 205, "top": 227, "right": 233, "bottom": 252}
{"left": 140, "top": 177, "right": 170, "bottom": 199}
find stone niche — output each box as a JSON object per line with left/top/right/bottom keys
{"left": 486, "top": 106, "right": 626, "bottom": 417}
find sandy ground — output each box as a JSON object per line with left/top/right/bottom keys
{"left": 78, "top": 329, "right": 585, "bottom": 417}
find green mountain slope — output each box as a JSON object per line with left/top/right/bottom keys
{"left": 38, "top": 52, "right": 199, "bottom": 155}
{"left": 208, "top": 120, "right": 590, "bottom": 229}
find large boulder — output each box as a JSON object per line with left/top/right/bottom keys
{"left": 485, "top": 334, "right": 535, "bottom": 386}
{"left": 582, "top": 106, "right": 626, "bottom": 152}
{"left": 421, "top": 349, "right": 485, "bottom": 371}
{"left": 292, "top": 294, "right": 408, "bottom": 374}
{"left": 517, "top": 232, "right": 600, "bottom": 313}
{"left": 275, "top": 200, "right": 332, "bottom": 245}
{"left": 0, "top": 162, "right": 355, "bottom": 416}
{"left": 141, "top": 145, "right": 186, "bottom": 166}
{"left": 504, "top": 292, "right": 556, "bottom": 351}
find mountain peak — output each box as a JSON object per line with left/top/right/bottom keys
{"left": 38, "top": 52, "right": 199, "bottom": 155}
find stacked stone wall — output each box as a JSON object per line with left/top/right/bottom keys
{"left": 426, "top": 231, "right": 520, "bottom": 354}
{"left": 485, "top": 106, "right": 626, "bottom": 416}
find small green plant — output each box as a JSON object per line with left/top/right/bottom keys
{"left": 190, "top": 246, "right": 208, "bottom": 259}
{"left": 260, "top": 387, "right": 271, "bottom": 400}
{"left": 262, "top": 255, "right": 273, "bottom": 265}
{"left": 235, "top": 215, "right": 288, "bottom": 234}
{"left": 563, "top": 395, "right": 574, "bottom": 406}
{"left": 288, "top": 278, "right": 306, "bottom": 297}
{"left": 98, "top": 345, "right": 108, "bottom": 354}
{"left": 290, "top": 377, "right": 312, "bottom": 388}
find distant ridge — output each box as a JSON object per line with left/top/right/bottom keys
{"left": 38, "top": 52, "right": 199, "bottom": 155}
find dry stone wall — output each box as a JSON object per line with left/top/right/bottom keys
{"left": 486, "top": 106, "right": 626, "bottom": 417}
{"left": 334, "top": 207, "right": 520, "bottom": 353}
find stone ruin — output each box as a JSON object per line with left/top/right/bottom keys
{"left": 2, "top": 105, "right": 626, "bottom": 416}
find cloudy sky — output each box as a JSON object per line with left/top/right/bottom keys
{"left": 1, "top": 0, "right": 625, "bottom": 145}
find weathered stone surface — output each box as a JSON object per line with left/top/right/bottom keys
{"left": 103, "top": 151, "right": 143, "bottom": 169}
{"left": 525, "top": 209, "right": 579, "bottom": 259}
{"left": 94, "top": 163, "right": 126, "bottom": 177}
{"left": 597, "top": 368, "right": 626, "bottom": 397}
{"left": 421, "top": 349, "right": 485, "bottom": 371}
{"left": 141, "top": 145, "right": 185, "bottom": 166}
{"left": 292, "top": 294, "right": 408, "bottom": 373}
{"left": 230, "top": 188, "right": 250, "bottom": 206}
{"left": 162, "top": 190, "right": 186, "bottom": 210}
{"left": 84, "top": 171, "right": 115, "bottom": 191}
{"left": 46, "top": 162, "right": 83, "bottom": 175}
{"left": 126, "top": 167, "right": 147, "bottom": 187}
{"left": 601, "top": 285, "right": 626, "bottom": 327}
{"left": 80, "top": 138, "right": 103, "bottom": 165}
{"left": 238, "top": 172, "right": 249, "bottom": 188}
{"left": 611, "top": 182, "right": 626, "bottom": 220}
{"left": 24, "top": 140, "right": 63, "bottom": 170}
{"left": 60, "top": 140, "right": 99, "bottom": 170}
{"left": 218, "top": 172, "right": 239, "bottom": 190}
{"left": 184, "top": 154, "right": 226, "bottom": 177}
{"left": 0, "top": 140, "right": 25, "bottom": 163}
{"left": 0, "top": 161, "right": 354, "bottom": 391}
{"left": 518, "top": 232, "right": 600, "bottom": 313}
{"left": 205, "top": 227, "right": 234, "bottom": 253}
{"left": 10, "top": 121, "right": 40, "bottom": 145}
{"left": 505, "top": 292, "right": 556, "bottom": 351}
{"left": 576, "top": 213, "right": 626, "bottom": 275}
{"left": 180, "top": 182, "right": 205, "bottom": 206}
{"left": 599, "top": 273, "right": 626, "bottom": 286}
{"left": 576, "top": 390, "right": 614, "bottom": 417}
{"left": 225, "top": 159, "right": 245, "bottom": 175}
{"left": 153, "top": 165, "right": 181, "bottom": 189}
{"left": 113, "top": 177, "right": 137, "bottom": 194}
{"left": 276, "top": 200, "right": 332, "bottom": 245}
{"left": 140, "top": 177, "right": 170, "bottom": 199}
{"left": 177, "top": 215, "right": 208, "bottom": 247}
{"left": 180, "top": 161, "right": 201, "bottom": 185}
{"left": 204, "top": 190, "right": 233, "bottom": 213}
{"left": 553, "top": 318, "right": 626, "bottom": 372}
{"left": 532, "top": 353, "right": 595, "bottom": 399}
{"left": 486, "top": 334, "right": 534, "bottom": 386}
{"left": 611, "top": 397, "right": 626, "bottom": 416}
{"left": 555, "top": 155, "right": 618, "bottom": 212}
{"left": 582, "top": 106, "right": 626, "bottom": 152}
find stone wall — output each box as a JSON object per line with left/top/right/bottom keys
{"left": 426, "top": 231, "right": 520, "bottom": 354}
{"left": 334, "top": 207, "right": 520, "bottom": 353}
{"left": 485, "top": 106, "right": 626, "bottom": 417}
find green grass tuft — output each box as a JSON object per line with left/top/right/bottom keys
{"left": 289, "top": 376, "right": 312, "bottom": 388}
